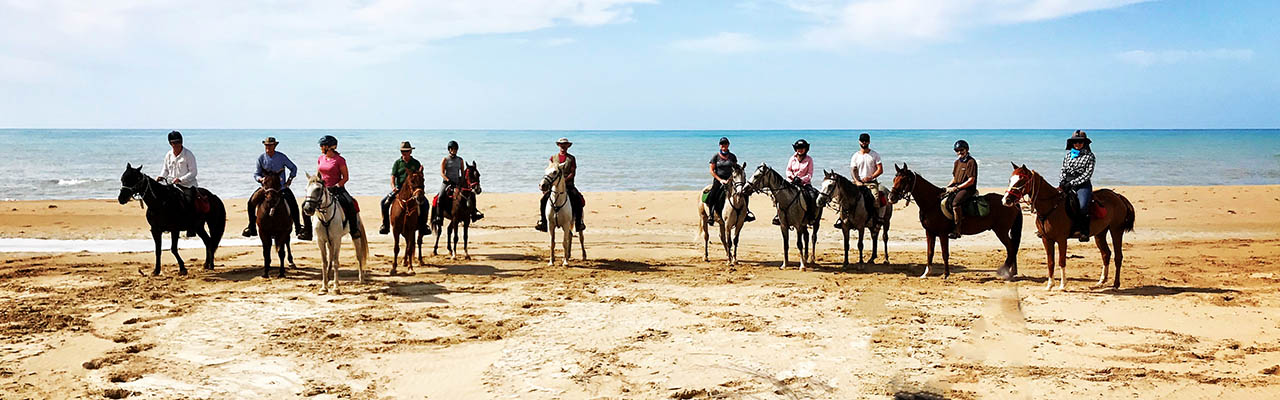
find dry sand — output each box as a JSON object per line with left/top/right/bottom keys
{"left": 1, "top": 186, "right": 1278, "bottom": 399}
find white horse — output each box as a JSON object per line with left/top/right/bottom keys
{"left": 749, "top": 163, "right": 820, "bottom": 271}
{"left": 698, "top": 162, "right": 751, "bottom": 265}
{"left": 300, "top": 173, "right": 368, "bottom": 294}
{"left": 540, "top": 161, "right": 585, "bottom": 266}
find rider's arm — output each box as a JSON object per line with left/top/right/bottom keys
{"left": 337, "top": 160, "right": 350, "bottom": 187}
{"left": 1068, "top": 154, "right": 1095, "bottom": 187}
{"left": 440, "top": 157, "right": 449, "bottom": 182}
{"left": 566, "top": 156, "right": 576, "bottom": 181}
{"left": 254, "top": 154, "right": 265, "bottom": 182}
{"left": 159, "top": 152, "right": 173, "bottom": 181}
{"left": 709, "top": 163, "right": 721, "bottom": 182}
{"left": 869, "top": 162, "right": 883, "bottom": 181}
{"left": 284, "top": 156, "right": 298, "bottom": 183}
{"left": 176, "top": 151, "right": 197, "bottom": 184}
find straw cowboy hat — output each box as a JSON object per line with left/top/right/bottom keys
{"left": 262, "top": 137, "right": 279, "bottom": 145}
{"left": 1065, "top": 130, "right": 1092, "bottom": 150}
{"left": 399, "top": 141, "right": 415, "bottom": 151}
{"left": 556, "top": 137, "right": 572, "bottom": 147}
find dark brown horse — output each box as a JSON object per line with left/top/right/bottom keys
{"left": 1003, "top": 164, "right": 1136, "bottom": 290}
{"left": 255, "top": 170, "right": 295, "bottom": 278}
{"left": 390, "top": 166, "right": 426, "bottom": 274}
{"left": 118, "top": 163, "right": 226, "bottom": 276}
{"left": 432, "top": 162, "right": 481, "bottom": 260}
{"left": 889, "top": 163, "right": 1021, "bottom": 279}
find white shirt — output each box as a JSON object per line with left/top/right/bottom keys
{"left": 850, "top": 150, "right": 882, "bottom": 182}
{"left": 160, "top": 147, "right": 198, "bottom": 187}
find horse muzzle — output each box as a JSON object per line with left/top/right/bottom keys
{"left": 117, "top": 188, "right": 132, "bottom": 204}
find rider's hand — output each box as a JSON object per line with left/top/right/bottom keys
{"left": 172, "top": 178, "right": 182, "bottom": 185}
{"left": 285, "top": 178, "right": 293, "bottom": 187}
{"left": 945, "top": 186, "right": 957, "bottom": 194}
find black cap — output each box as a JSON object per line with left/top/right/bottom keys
{"left": 167, "top": 130, "right": 183, "bottom": 143}
{"left": 718, "top": 137, "right": 730, "bottom": 145}
{"left": 858, "top": 133, "right": 870, "bottom": 143}
{"left": 447, "top": 140, "right": 459, "bottom": 150}
{"left": 953, "top": 140, "right": 969, "bottom": 151}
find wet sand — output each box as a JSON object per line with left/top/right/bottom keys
{"left": 2, "top": 186, "right": 1279, "bottom": 399}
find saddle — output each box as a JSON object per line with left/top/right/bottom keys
{"left": 940, "top": 195, "right": 989, "bottom": 220}
{"left": 194, "top": 191, "right": 210, "bottom": 214}
{"left": 1068, "top": 197, "right": 1108, "bottom": 220}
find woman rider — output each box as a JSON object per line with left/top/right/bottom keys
{"left": 778, "top": 139, "right": 816, "bottom": 225}
{"left": 1060, "top": 130, "right": 1096, "bottom": 241}
{"left": 704, "top": 137, "right": 754, "bottom": 225}
{"left": 317, "top": 135, "right": 362, "bottom": 239}
{"left": 944, "top": 140, "right": 977, "bottom": 239}
{"left": 434, "top": 140, "right": 483, "bottom": 225}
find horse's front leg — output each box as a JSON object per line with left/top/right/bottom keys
{"left": 730, "top": 225, "right": 741, "bottom": 265}
{"left": 578, "top": 227, "right": 587, "bottom": 261}
{"left": 1057, "top": 239, "right": 1068, "bottom": 290}
{"left": 940, "top": 236, "right": 950, "bottom": 279}
{"left": 779, "top": 226, "right": 790, "bottom": 270}
{"left": 406, "top": 232, "right": 417, "bottom": 273}
{"left": 870, "top": 226, "right": 880, "bottom": 264}
{"left": 548, "top": 225, "right": 557, "bottom": 267}
{"left": 317, "top": 238, "right": 330, "bottom": 294}
{"left": 261, "top": 236, "right": 273, "bottom": 278}
{"left": 463, "top": 222, "right": 471, "bottom": 260}
{"left": 171, "top": 232, "right": 186, "bottom": 276}
{"left": 562, "top": 225, "right": 572, "bottom": 267}
{"left": 1043, "top": 238, "right": 1056, "bottom": 291}
{"left": 719, "top": 219, "right": 732, "bottom": 266}
{"left": 841, "top": 227, "right": 850, "bottom": 270}
{"left": 330, "top": 244, "right": 342, "bottom": 295}
{"left": 857, "top": 227, "right": 866, "bottom": 265}
{"left": 796, "top": 228, "right": 808, "bottom": 272}
{"left": 922, "top": 233, "right": 935, "bottom": 278}
{"left": 391, "top": 230, "right": 401, "bottom": 275}
{"left": 275, "top": 237, "right": 287, "bottom": 278}
{"left": 151, "top": 230, "right": 163, "bottom": 276}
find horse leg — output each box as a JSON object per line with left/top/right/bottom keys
{"left": 701, "top": 209, "right": 710, "bottom": 262}
{"left": 392, "top": 230, "right": 401, "bottom": 275}
{"left": 194, "top": 227, "right": 214, "bottom": 270}
{"left": 779, "top": 227, "right": 790, "bottom": 270}
{"left": 994, "top": 228, "right": 1014, "bottom": 281}
{"left": 432, "top": 218, "right": 443, "bottom": 256}
{"left": 407, "top": 232, "right": 417, "bottom": 273}
{"left": 562, "top": 224, "right": 572, "bottom": 267}
{"left": 171, "top": 232, "right": 186, "bottom": 276}
{"left": 330, "top": 243, "right": 342, "bottom": 295}
{"left": 463, "top": 221, "right": 471, "bottom": 261}
{"left": 261, "top": 236, "right": 272, "bottom": 278}
{"left": 548, "top": 225, "right": 557, "bottom": 267}
{"left": 881, "top": 219, "right": 890, "bottom": 265}
{"left": 731, "top": 225, "right": 741, "bottom": 266}
{"left": 869, "top": 226, "right": 879, "bottom": 264}
{"left": 719, "top": 221, "right": 732, "bottom": 266}
{"left": 922, "top": 233, "right": 935, "bottom": 278}
{"left": 940, "top": 236, "right": 950, "bottom": 279}
{"left": 1094, "top": 230, "right": 1112, "bottom": 288}
{"left": 841, "top": 227, "right": 850, "bottom": 270}
{"left": 276, "top": 237, "right": 287, "bottom": 278}
{"left": 857, "top": 227, "right": 865, "bottom": 265}
{"left": 151, "top": 230, "right": 163, "bottom": 276}
{"left": 1043, "top": 239, "right": 1056, "bottom": 291}
{"left": 809, "top": 223, "right": 819, "bottom": 264}
{"left": 796, "top": 228, "right": 808, "bottom": 272}
{"left": 284, "top": 240, "right": 294, "bottom": 273}
{"left": 1057, "top": 239, "right": 1068, "bottom": 290}
{"left": 318, "top": 237, "right": 330, "bottom": 294}
{"left": 1112, "top": 229, "right": 1124, "bottom": 289}
{"left": 578, "top": 228, "right": 587, "bottom": 261}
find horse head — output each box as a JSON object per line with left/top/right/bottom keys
{"left": 118, "top": 163, "right": 147, "bottom": 205}
{"left": 401, "top": 166, "right": 426, "bottom": 203}
{"left": 466, "top": 161, "right": 482, "bottom": 195}
{"left": 819, "top": 169, "right": 841, "bottom": 206}
{"left": 749, "top": 162, "right": 772, "bottom": 189}
{"left": 301, "top": 173, "right": 326, "bottom": 216}
{"left": 1003, "top": 162, "right": 1033, "bottom": 206}
{"left": 889, "top": 163, "right": 914, "bottom": 204}
{"left": 540, "top": 161, "right": 565, "bottom": 192}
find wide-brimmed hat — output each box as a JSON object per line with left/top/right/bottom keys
{"left": 400, "top": 141, "right": 415, "bottom": 151}
{"left": 262, "top": 137, "right": 278, "bottom": 145}
{"left": 1065, "top": 130, "right": 1092, "bottom": 149}
{"left": 556, "top": 137, "right": 572, "bottom": 146}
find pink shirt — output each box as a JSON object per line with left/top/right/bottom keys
{"left": 317, "top": 154, "right": 347, "bottom": 187}
{"left": 785, "top": 154, "right": 814, "bottom": 185}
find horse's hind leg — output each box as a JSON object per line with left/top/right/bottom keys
{"left": 578, "top": 229, "right": 587, "bottom": 261}
{"left": 276, "top": 237, "right": 287, "bottom": 278}
{"left": 261, "top": 237, "right": 272, "bottom": 278}
{"left": 994, "top": 228, "right": 1015, "bottom": 281}
{"left": 151, "top": 230, "right": 163, "bottom": 276}
{"left": 857, "top": 228, "right": 866, "bottom": 265}
{"left": 171, "top": 232, "right": 187, "bottom": 276}
{"left": 195, "top": 227, "right": 214, "bottom": 270}
{"left": 1111, "top": 229, "right": 1125, "bottom": 289}
{"left": 463, "top": 223, "right": 471, "bottom": 260}
{"left": 940, "top": 236, "right": 950, "bottom": 279}
{"left": 1094, "top": 231, "right": 1112, "bottom": 287}
{"left": 391, "top": 231, "right": 401, "bottom": 275}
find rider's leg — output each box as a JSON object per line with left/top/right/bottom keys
{"left": 379, "top": 191, "right": 394, "bottom": 234}
{"left": 243, "top": 188, "right": 263, "bottom": 236}
{"left": 706, "top": 180, "right": 723, "bottom": 224}
{"left": 1075, "top": 182, "right": 1092, "bottom": 240}
{"left": 434, "top": 183, "right": 449, "bottom": 224}
{"left": 950, "top": 189, "right": 972, "bottom": 239}
{"left": 571, "top": 186, "right": 585, "bottom": 232}
{"left": 283, "top": 188, "right": 310, "bottom": 240}
{"left": 535, "top": 191, "right": 550, "bottom": 232}
{"left": 332, "top": 188, "right": 362, "bottom": 239}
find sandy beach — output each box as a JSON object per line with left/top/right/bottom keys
{"left": 2, "top": 186, "right": 1279, "bottom": 399}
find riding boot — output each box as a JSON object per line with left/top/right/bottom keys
{"left": 950, "top": 207, "right": 964, "bottom": 239}
{"left": 772, "top": 216, "right": 781, "bottom": 225}
{"left": 379, "top": 193, "right": 393, "bottom": 234}
{"left": 298, "top": 215, "right": 312, "bottom": 241}
{"left": 418, "top": 203, "right": 432, "bottom": 234}
{"left": 573, "top": 198, "right": 586, "bottom": 232}
{"left": 337, "top": 194, "right": 362, "bottom": 240}
{"left": 536, "top": 192, "right": 549, "bottom": 232}
{"left": 242, "top": 206, "right": 258, "bottom": 237}
{"left": 285, "top": 190, "right": 303, "bottom": 234}
{"left": 1076, "top": 213, "right": 1091, "bottom": 242}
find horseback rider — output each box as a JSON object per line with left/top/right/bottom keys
{"left": 778, "top": 139, "right": 817, "bottom": 225}
{"left": 704, "top": 137, "right": 755, "bottom": 225}
{"left": 1060, "top": 130, "right": 1096, "bottom": 242}
{"left": 536, "top": 137, "right": 586, "bottom": 232}
{"left": 158, "top": 130, "right": 202, "bottom": 236}
{"left": 845, "top": 132, "right": 884, "bottom": 228}
{"left": 242, "top": 137, "right": 310, "bottom": 241}
{"left": 379, "top": 141, "right": 428, "bottom": 235}
{"left": 944, "top": 140, "right": 977, "bottom": 239}
{"left": 434, "top": 140, "right": 483, "bottom": 225}
{"left": 317, "top": 135, "right": 362, "bottom": 239}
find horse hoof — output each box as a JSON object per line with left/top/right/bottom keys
{"left": 178, "top": 270, "right": 188, "bottom": 276}
{"left": 918, "top": 272, "right": 928, "bottom": 278}
{"left": 319, "top": 290, "right": 328, "bottom": 295}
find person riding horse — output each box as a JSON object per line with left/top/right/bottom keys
{"left": 944, "top": 140, "right": 978, "bottom": 239}
{"left": 242, "top": 137, "right": 310, "bottom": 241}
{"left": 158, "top": 130, "right": 204, "bottom": 237}
{"left": 316, "top": 135, "right": 362, "bottom": 239}
{"left": 434, "top": 140, "right": 483, "bottom": 226}
{"left": 380, "top": 141, "right": 429, "bottom": 235}
{"left": 704, "top": 137, "right": 755, "bottom": 225}
{"left": 845, "top": 132, "right": 885, "bottom": 228}
{"left": 536, "top": 137, "right": 586, "bottom": 232}
{"left": 1061, "top": 130, "right": 1096, "bottom": 241}
{"left": 776, "top": 139, "right": 818, "bottom": 225}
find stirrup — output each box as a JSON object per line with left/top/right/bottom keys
{"left": 535, "top": 221, "right": 547, "bottom": 232}
{"left": 242, "top": 227, "right": 256, "bottom": 237}
{"left": 378, "top": 224, "right": 390, "bottom": 235}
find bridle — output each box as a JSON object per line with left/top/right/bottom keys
{"left": 120, "top": 173, "right": 157, "bottom": 208}
{"left": 545, "top": 166, "right": 569, "bottom": 218}
{"left": 891, "top": 172, "right": 919, "bottom": 207}
{"left": 752, "top": 165, "right": 805, "bottom": 220}
{"left": 1008, "top": 169, "right": 1062, "bottom": 221}
{"left": 302, "top": 182, "right": 339, "bottom": 228}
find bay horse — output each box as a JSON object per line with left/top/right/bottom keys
{"left": 697, "top": 162, "right": 751, "bottom": 265}
{"left": 541, "top": 160, "right": 585, "bottom": 266}
{"left": 118, "top": 163, "right": 225, "bottom": 276}
{"left": 300, "top": 173, "right": 367, "bottom": 295}
{"left": 390, "top": 166, "right": 426, "bottom": 274}
{"left": 431, "top": 162, "right": 481, "bottom": 260}
{"left": 255, "top": 170, "right": 295, "bottom": 278}
{"left": 1003, "top": 163, "right": 1136, "bottom": 290}
{"left": 889, "top": 164, "right": 1021, "bottom": 279}
{"left": 748, "top": 163, "right": 822, "bottom": 271}
{"left": 819, "top": 170, "right": 892, "bottom": 269}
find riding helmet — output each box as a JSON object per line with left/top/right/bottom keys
{"left": 718, "top": 137, "right": 730, "bottom": 145}
{"left": 792, "top": 139, "right": 810, "bottom": 150}
{"left": 167, "top": 130, "right": 183, "bottom": 143}
{"left": 953, "top": 140, "right": 969, "bottom": 152}
{"left": 858, "top": 132, "right": 871, "bottom": 143}
{"left": 447, "top": 140, "right": 459, "bottom": 150}
{"left": 318, "top": 135, "right": 338, "bottom": 147}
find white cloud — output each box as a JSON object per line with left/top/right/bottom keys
{"left": 0, "top": 0, "right": 655, "bottom": 69}
{"left": 785, "top": 0, "right": 1152, "bottom": 48}
{"left": 1117, "top": 48, "right": 1255, "bottom": 66}
{"left": 670, "top": 32, "right": 764, "bottom": 54}
{"left": 544, "top": 37, "right": 579, "bottom": 47}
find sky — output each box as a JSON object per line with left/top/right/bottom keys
{"left": 0, "top": 0, "right": 1277, "bottom": 129}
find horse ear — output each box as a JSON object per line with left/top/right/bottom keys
{"left": 126, "top": 162, "right": 132, "bottom": 170}
{"left": 1020, "top": 164, "right": 1027, "bottom": 170}
{"left": 902, "top": 163, "right": 908, "bottom": 170}
{"left": 1010, "top": 161, "right": 1018, "bottom": 170}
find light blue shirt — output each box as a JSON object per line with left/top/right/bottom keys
{"left": 255, "top": 151, "right": 297, "bottom": 189}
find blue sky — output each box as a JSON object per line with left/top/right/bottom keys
{"left": 0, "top": 0, "right": 1276, "bottom": 129}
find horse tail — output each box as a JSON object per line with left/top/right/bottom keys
{"left": 1009, "top": 203, "right": 1022, "bottom": 255}
{"left": 204, "top": 191, "right": 226, "bottom": 250}
{"left": 1119, "top": 193, "right": 1136, "bottom": 233}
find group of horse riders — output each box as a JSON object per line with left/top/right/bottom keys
{"left": 154, "top": 132, "right": 588, "bottom": 242}
{"left": 699, "top": 130, "right": 1098, "bottom": 240}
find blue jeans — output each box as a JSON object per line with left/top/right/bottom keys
{"left": 1072, "top": 181, "right": 1092, "bottom": 217}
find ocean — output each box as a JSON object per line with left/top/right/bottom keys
{"left": 1, "top": 129, "right": 1276, "bottom": 201}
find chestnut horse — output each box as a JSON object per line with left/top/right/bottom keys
{"left": 432, "top": 162, "right": 481, "bottom": 260}
{"left": 390, "top": 167, "right": 426, "bottom": 274}
{"left": 889, "top": 164, "right": 1021, "bottom": 279}
{"left": 1003, "top": 164, "right": 1135, "bottom": 290}
{"left": 255, "top": 170, "right": 295, "bottom": 278}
